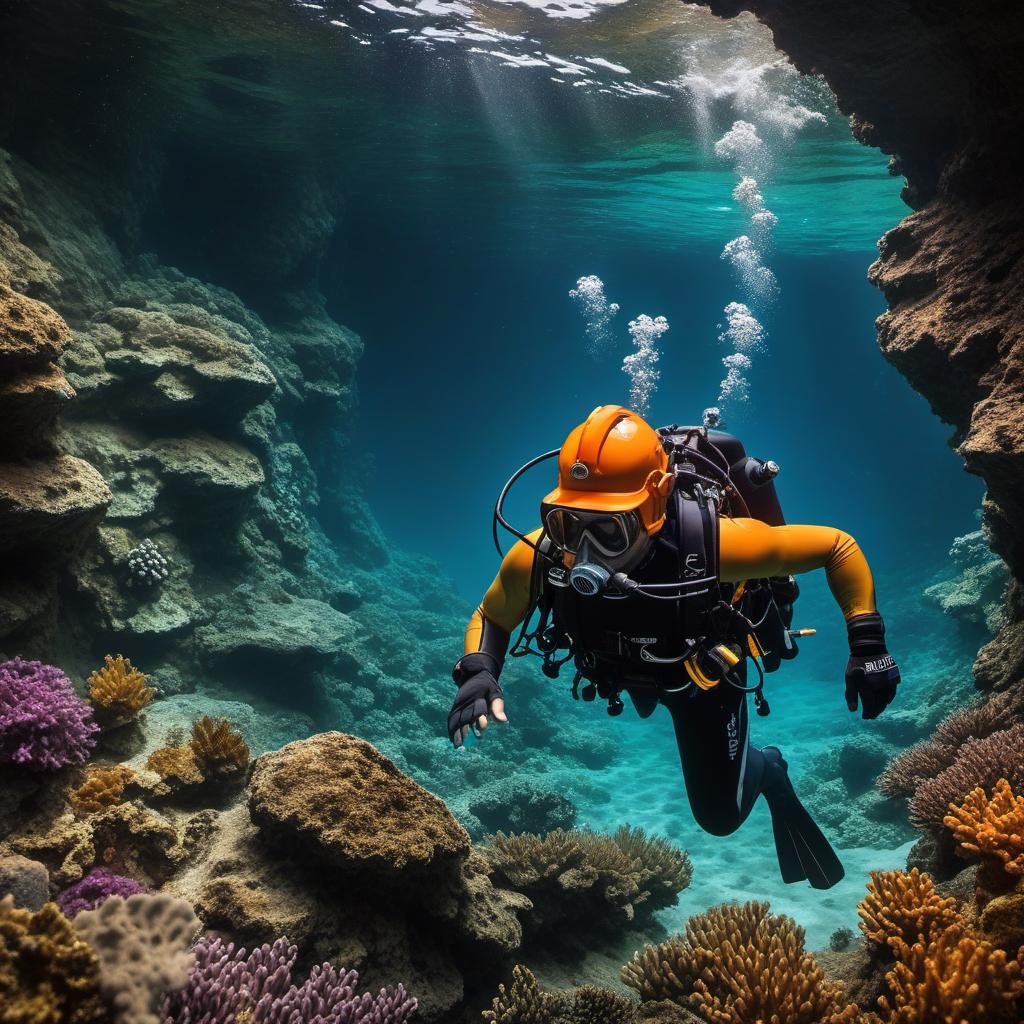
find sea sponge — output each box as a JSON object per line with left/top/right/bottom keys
{"left": 483, "top": 964, "right": 565, "bottom": 1023}
{"left": 0, "top": 658, "right": 98, "bottom": 770}
{"left": 878, "top": 926, "right": 1024, "bottom": 1023}
{"left": 857, "top": 868, "right": 961, "bottom": 954}
{"left": 944, "top": 778, "right": 1024, "bottom": 886}
{"left": 145, "top": 745, "right": 203, "bottom": 787}
{"left": 56, "top": 868, "right": 148, "bottom": 917}
{"left": 189, "top": 716, "right": 249, "bottom": 774}
{"left": 87, "top": 655, "right": 155, "bottom": 725}
{"left": 909, "top": 723, "right": 1024, "bottom": 830}
{"left": 623, "top": 901, "right": 863, "bottom": 1023}
{"left": 70, "top": 765, "right": 135, "bottom": 814}
{"left": 161, "top": 935, "right": 417, "bottom": 1024}
{"left": 72, "top": 893, "right": 199, "bottom": 1024}
{"left": 0, "top": 895, "right": 107, "bottom": 1023}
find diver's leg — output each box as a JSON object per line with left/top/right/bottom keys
{"left": 662, "top": 682, "right": 765, "bottom": 836}
{"left": 663, "top": 681, "right": 845, "bottom": 889}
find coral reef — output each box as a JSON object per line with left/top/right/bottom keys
{"left": 70, "top": 764, "right": 136, "bottom": 814}
{"left": 161, "top": 935, "right": 417, "bottom": 1024}
{"left": 73, "top": 893, "right": 198, "bottom": 1024}
{"left": 484, "top": 826, "right": 690, "bottom": 946}
{"left": 56, "top": 867, "right": 149, "bottom": 917}
{"left": 483, "top": 965, "right": 639, "bottom": 1024}
{"left": 944, "top": 779, "right": 1024, "bottom": 888}
{"left": 878, "top": 689, "right": 1022, "bottom": 800}
{"left": 878, "top": 926, "right": 1024, "bottom": 1024}
{"left": 909, "top": 723, "right": 1024, "bottom": 831}
{"left": 88, "top": 655, "right": 155, "bottom": 726}
{"left": 145, "top": 747, "right": 204, "bottom": 789}
{"left": 0, "top": 895, "right": 106, "bottom": 1023}
{"left": 857, "top": 869, "right": 960, "bottom": 954}
{"left": 188, "top": 716, "right": 249, "bottom": 776}
{"left": 924, "top": 529, "right": 1008, "bottom": 636}
{"left": 0, "top": 659, "right": 98, "bottom": 770}
{"left": 622, "top": 901, "right": 863, "bottom": 1023}
{"left": 467, "top": 781, "right": 578, "bottom": 839}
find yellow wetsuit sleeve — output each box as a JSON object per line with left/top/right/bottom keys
{"left": 719, "top": 517, "right": 877, "bottom": 619}
{"left": 464, "top": 527, "right": 542, "bottom": 655}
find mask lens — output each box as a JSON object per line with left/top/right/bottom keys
{"left": 543, "top": 507, "right": 640, "bottom": 556}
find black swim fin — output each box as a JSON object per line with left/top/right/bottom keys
{"left": 762, "top": 747, "right": 845, "bottom": 890}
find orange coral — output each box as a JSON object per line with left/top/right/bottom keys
{"left": 623, "top": 901, "right": 866, "bottom": 1023}
{"left": 189, "top": 716, "right": 249, "bottom": 772}
{"left": 858, "top": 868, "right": 961, "bottom": 953}
{"left": 145, "top": 745, "right": 203, "bottom": 786}
{"left": 944, "top": 778, "right": 1024, "bottom": 884}
{"left": 87, "top": 655, "right": 155, "bottom": 724}
{"left": 879, "top": 927, "right": 1024, "bottom": 1023}
{"left": 70, "top": 765, "right": 135, "bottom": 814}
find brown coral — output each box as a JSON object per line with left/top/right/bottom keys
{"left": 623, "top": 901, "right": 864, "bottom": 1024}
{"left": 87, "top": 655, "right": 155, "bottom": 725}
{"left": 563, "top": 985, "right": 638, "bottom": 1024}
{"left": 878, "top": 927, "right": 1024, "bottom": 1023}
{"left": 945, "top": 778, "right": 1024, "bottom": 887}
{"left": 857, "top": 868, "right": 961, "bottom": 953}
{"left": 487, "top": 827, "right": 690, "bottom": 942}
{"left": 909, "top": 723, "right": 1024, "bottom": 830}
{"left": 145, "top": 745, "right": 204, "bottom": 787}
{"left": 483, "top": 964, "right": 565, "bottom": 1024}
{"left": 878, "top": 691, "right": 1022, "bottom": 800}
{"left": 69, "top": 765, "right": 135, "bottom": 814}
{"left": 189, "top": 716, "right": 249, "bottom": 773}
{"left": 0, "top": 895, "right": 107, "bottom": 1024}
{"left": 608, "top": 825, "right": 693, "bottom": 912}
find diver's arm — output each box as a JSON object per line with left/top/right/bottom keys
{"left": 448, "top": 529, "right": 540, "bottom": 747}
{"left": 720, "top": 518, "right": 899, "bottom": 719}
{"left": 719, "top": 518, "right": 875, "bottom": 618}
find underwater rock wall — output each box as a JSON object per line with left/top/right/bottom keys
{"left": 701, "top": 0, "right": 1024, "bottom": 691}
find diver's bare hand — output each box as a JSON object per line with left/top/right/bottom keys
{"left": 447, "top": 655, "right": 507, "bottom": 749}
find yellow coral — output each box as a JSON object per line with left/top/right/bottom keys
{"left": 857, "top": 868, "right": 962, "bottom": 954}
{"left": 70, "top": 765, "right": 135, "bottom": 814}
{"left": 87, "top": 655, "right": 155, "bottom": 723}
{"left": 145, "top": 745, "right": 204, "bottom": 786}
{"left": 189, "top": 716, "right": 249, "bottom": 772}
{"left": 0, "top": 896, "right": 107, "bottom": 1024}
{"left": 879, "top": 926, "right": 1024, "bottom": 1023}
{"left": 623, "top": 901, "right": 866, "bottom": 1023}
{"left": 944, "top": 778, "right": 1024, "bottom": 882}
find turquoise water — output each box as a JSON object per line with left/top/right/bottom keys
{"left": 298, "top": 2, "right": 986, "bottom": 950}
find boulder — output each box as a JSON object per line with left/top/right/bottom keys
{"left": 0, "top": 453, "right": 111, "bottom": 558}
{"left": 195, "top": 590, "right": 357, "bottom": 667}
{"left": 0, "top": 282, "right": 70, "bottom": 370}
{"left": 0, "top": 854, "right": 49, "bottom": 910}
{"left": 248, "top": 732, "right": 471, "bottom": 881}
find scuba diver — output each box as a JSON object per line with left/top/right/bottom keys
{"left": 446, "top": 405, "right": 902, "bottom": 889}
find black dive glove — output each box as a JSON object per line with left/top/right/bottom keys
{"left": 448, "top": 652, "right": 503, "bottom": 749}
{"left": 844, "top": 612, "right": 900, "bottom": 720}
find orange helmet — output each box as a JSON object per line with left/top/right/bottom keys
{"left": 542, "top": 405, "right": 674, "bottom": 533}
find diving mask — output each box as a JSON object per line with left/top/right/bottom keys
{"left": 542, "top": 506, "right": 642, "bottom": 557}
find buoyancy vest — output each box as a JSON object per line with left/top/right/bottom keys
{"left": 512, "top": 427, "right": 798, "bottom": 711}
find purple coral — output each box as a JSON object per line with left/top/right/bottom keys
{"left": 56, "top": 868, "right": 149, "bottom": 917}
{"left": 161, "top": 936, "right": 417, "bottom": 1023}
{"left": 0, "top": 658, "right": 98, "bottom": 770}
